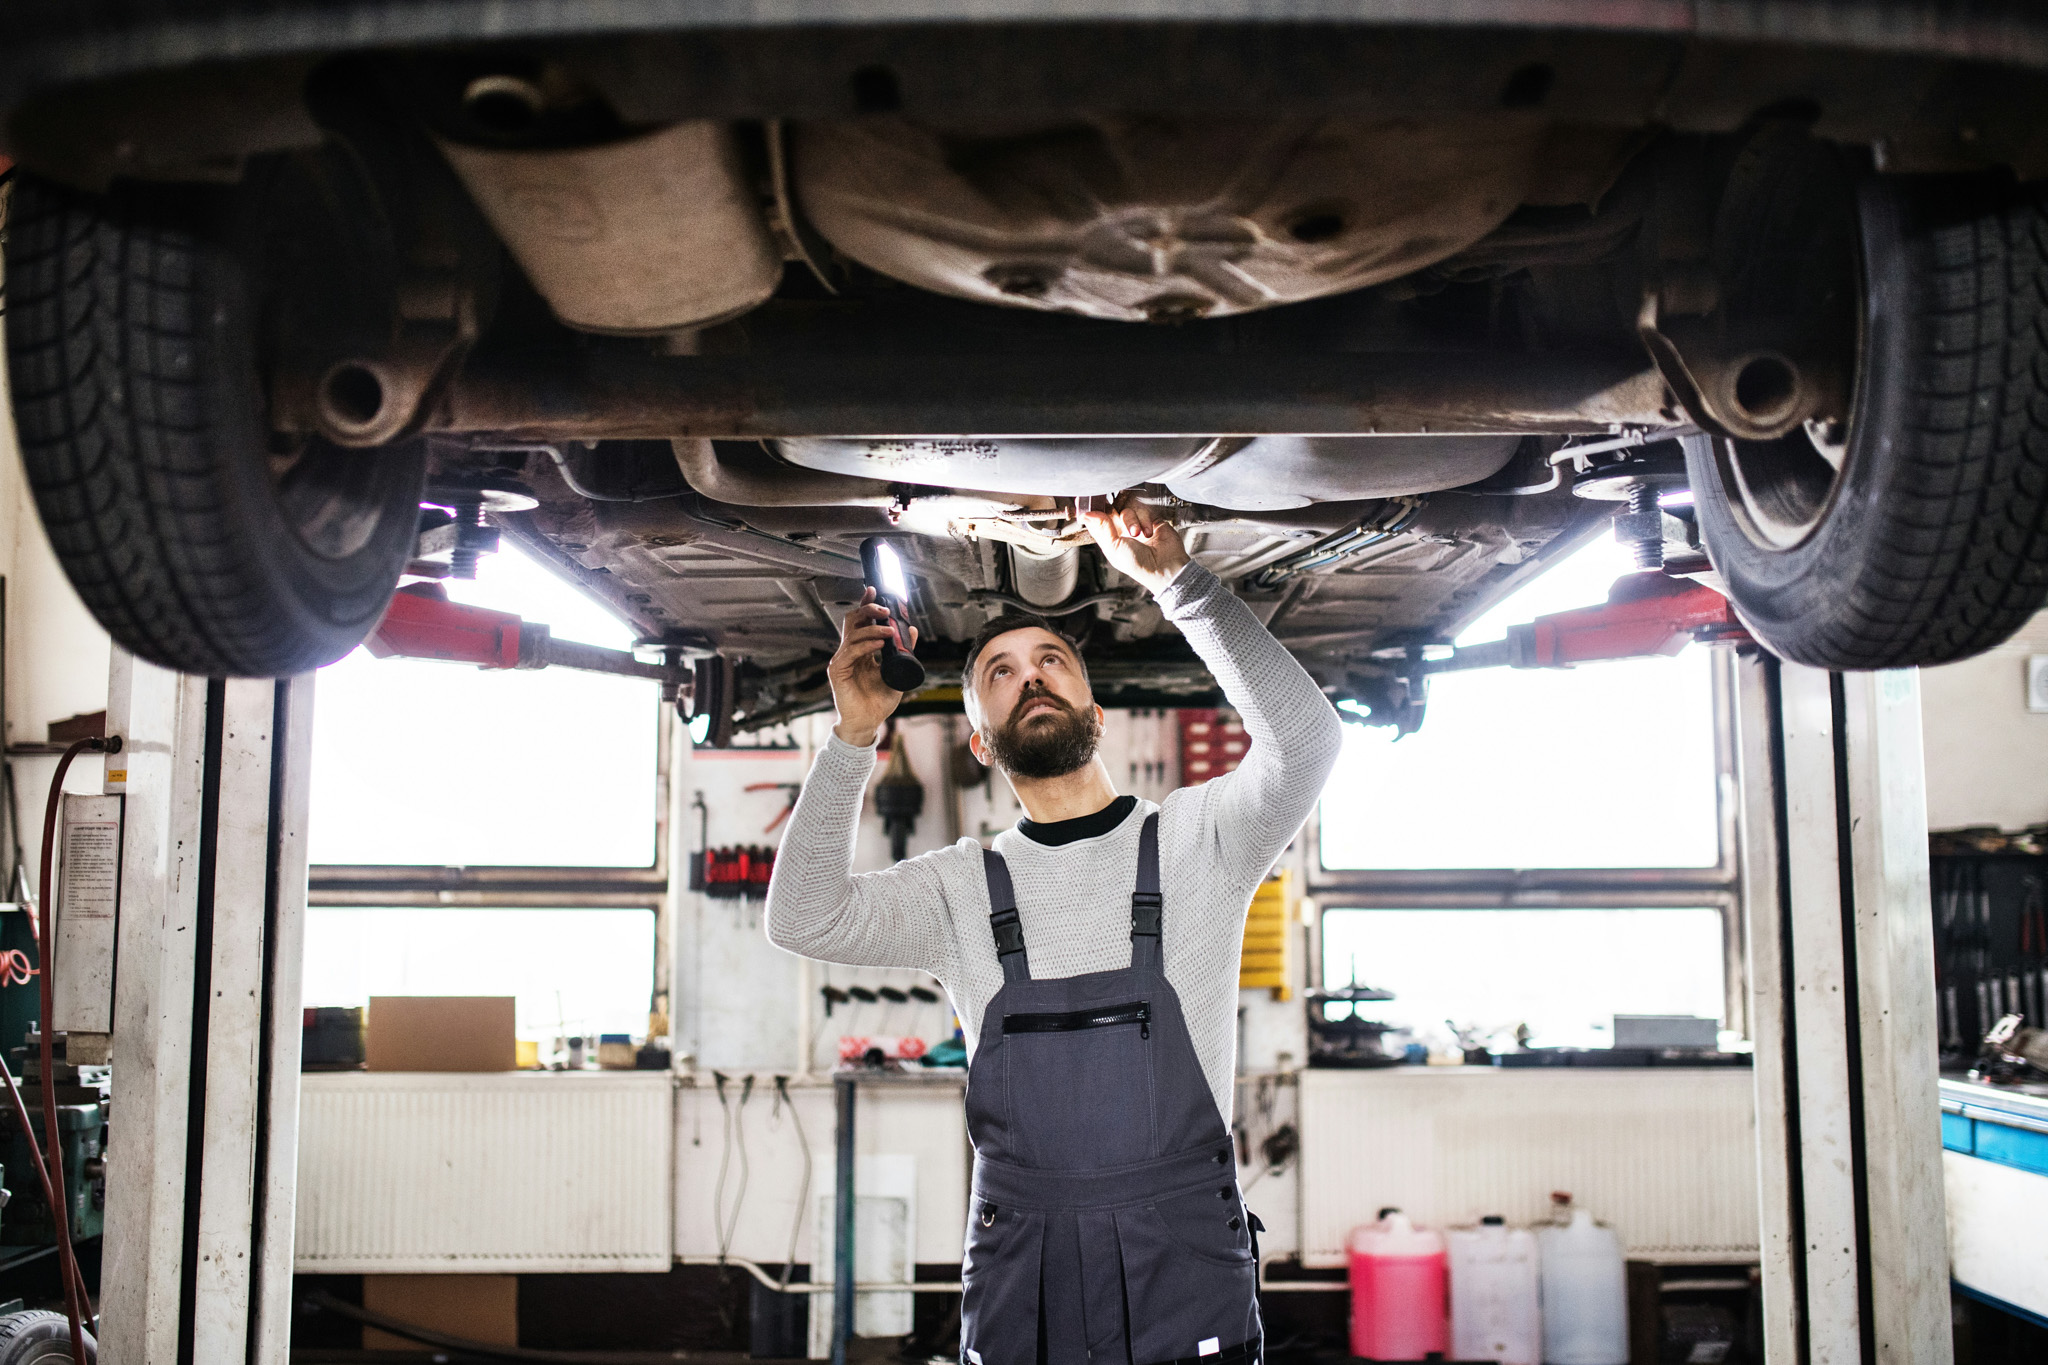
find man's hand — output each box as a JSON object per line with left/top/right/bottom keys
{"left": 1082, "top": 499, "right": 1191, "bottom": 595}
{"left": 829, "top": 589, "right": 919, "bottom": 747}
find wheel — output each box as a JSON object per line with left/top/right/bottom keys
{"left": 3, "top": 170, "right": 427, "bottom": 677}
{"left": 1689, "top": 173, "right": 2048, "bottom": 670}
{"left": 0, "top": 1310, "right": 95, "bottom": 1364}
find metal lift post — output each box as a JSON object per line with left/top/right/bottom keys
{"left": 1735, "top": 656, "right": 1952, "bottom": 1364}
{"left": 97, "top": 656, "right": 313, "bottom": 1365}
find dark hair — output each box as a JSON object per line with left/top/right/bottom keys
{"left": 961, "top": 612, "right": 1088, "bottom": 708}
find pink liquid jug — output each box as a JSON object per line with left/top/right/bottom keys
{"left": 1348, "top": 1207, "right": 1449, "bottom": 1360}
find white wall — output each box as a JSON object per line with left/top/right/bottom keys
{"left": 1920, "top": 609, "right": 2048, "bottom": 831}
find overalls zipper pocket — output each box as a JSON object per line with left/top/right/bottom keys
{"left": 1003, "top": 1001, "right": 1152, "bottom": 1040}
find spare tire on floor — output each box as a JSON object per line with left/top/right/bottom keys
{"left": 3, "top": 169, "right": 426, "bottom": 678}
{"left": 0, "top": 1309, "right": 94, "bottom": 1364}
{"left": 1689, "top": 173, "right": 2048, "bottom": 670}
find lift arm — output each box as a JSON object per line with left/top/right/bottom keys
{"left": 366, "top": 582, "right": 693, "bottom": 689}
{"left": 1361, "top": 572, "right": 1753, "bottom": 736}
{"left": 1427, "top": 571, "right": 1752, "bottom": 675}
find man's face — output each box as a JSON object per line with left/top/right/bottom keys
{"left": 970, "top": 627, "right": 1101, "bottom": 780}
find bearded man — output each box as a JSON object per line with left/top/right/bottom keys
{"left": 765, "top": 503, "right": 1342, "bottom": 1365}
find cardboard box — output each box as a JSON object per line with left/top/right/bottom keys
{"left": 365, "top": 996, "right": 516, "bottom": 1072}
{"left": 362, "top": 1274, "right": 517, "bottom": 1350}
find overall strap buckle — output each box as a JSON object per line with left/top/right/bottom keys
{"left": 1130, "top": 891, "right": 1163, "bottom": 940}
{"left": 982, "top": 847, "right": 1032, "bottom": 982}
{"left": 1130, "top": 813, "right": 1164, "bottom": 959}
{"left": 991, "top": 907, "right": 1026, "bottom": 959}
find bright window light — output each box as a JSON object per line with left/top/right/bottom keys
{"left": 1320, "top": 906, "right": 1727, "bottom": 1050}
{"left": 308, "top": 543, "right": 661, "bottom": 867}
{"left": 1320, "top": 534, "right": 1720, "bottom": 871}
{"left": 302, "top": 907, "right": 656, "bottom": 1041}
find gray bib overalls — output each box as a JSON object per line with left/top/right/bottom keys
{"left": 961, "top": 814, "right": 1263, "bottom": 1365}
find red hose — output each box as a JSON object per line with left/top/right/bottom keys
{"left": 37, "top": 737, "right": 109, "bottom": 1365}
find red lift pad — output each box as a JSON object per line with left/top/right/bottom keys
{"left": 1516, "top": 571, "right": 1751, "bottom": 667}
{"left": 365, "top": 583, "right": 524, "bottom": 669}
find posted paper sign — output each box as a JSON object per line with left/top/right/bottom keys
{"left": 53, "top": 794, "right": 122, "bottom": 1032}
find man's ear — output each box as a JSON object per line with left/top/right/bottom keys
{"left": 967, "top": 729, "right": 992, "bottom": 767}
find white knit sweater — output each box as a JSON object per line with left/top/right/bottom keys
{"left": 763, "top": 563, "right": 1343, "bottom": 1121}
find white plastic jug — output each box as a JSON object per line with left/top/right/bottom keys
{"left": 1447, "top": 1216, "right": 1541, "bottom": 1365}
{"left": 1538, "top": 1207, "right": 1628, "bottom": 1365}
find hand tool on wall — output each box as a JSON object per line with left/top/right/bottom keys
{"left": 745, "top": 781, "right": 804, "bottom": 834}
{"left": 874, "top": 737, "right": 925, "bottom": 861}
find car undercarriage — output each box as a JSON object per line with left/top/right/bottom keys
{"left": 3, "top": 9, "right": 2047, "bottom": 738}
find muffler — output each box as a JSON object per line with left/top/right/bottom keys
{"left": 439, "top": 120, "right": 782, "bottom": 335}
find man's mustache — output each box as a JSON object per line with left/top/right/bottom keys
{"left": 1007, "top": 685, "right": 1073, "bottom": 725}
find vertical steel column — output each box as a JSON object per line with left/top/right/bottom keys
{"left": 97, "top": 656, "right": 314, "bottom": 1365}
{"left": 832, "top": 1073, "right": 857, "bottom": 1365}
{"left": 1734, "top": 656, "right": 1950, "bottom": 1364}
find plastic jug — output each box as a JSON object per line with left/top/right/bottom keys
{"left": 1537, "top": 1201, "right": 1627, "bottom": 1365}
{"left": 1448, "top": 1216, "right": 1541, "bottom": 1365}
{"left": 1348, "top": 1208, "right": 1449, "bottom": 1360}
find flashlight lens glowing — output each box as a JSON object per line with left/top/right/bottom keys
{"left": 875, "top": 540, "right": 910, "bottom": 600}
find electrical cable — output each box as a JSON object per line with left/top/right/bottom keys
{"left": 772, "top": 1075, "right": 812, "bottom": 1292}
{"left": 0, "top": 949, "right": 35, "bottom": 988}
{"left": 36, "top": 735, "right": 114, "bottom": 1365}
{"left": 710, "top": 1072, "right": 734, "bottom": 1262}
{"left": 721, "top": 1074, "right": 755, "bottom": 1259}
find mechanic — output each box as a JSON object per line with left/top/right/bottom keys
{"left": 765, "top": 502, "right": 1342, "bottom": 1365}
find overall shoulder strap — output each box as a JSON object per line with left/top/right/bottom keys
{"left": 981, "top": 847, "right": 1031, "bottom": 983}
{"left": 1130, "top": 813, "right": 1163, "bottom": 972}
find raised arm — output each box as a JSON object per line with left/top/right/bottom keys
{"left": 1155, "top": 561, "right": 1344, "bottom": 873}
{"left": 763, "top": 735, "right": 957, "bottom": 971}
{"left": 1084, "top": 504, "right": 1344, "bottom": 879}
{"left": 763, "top": 587, "right": 958, "bottom": 973}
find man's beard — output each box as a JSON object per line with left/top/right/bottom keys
{"left": 984, "top": 687, "right": 1101, "bottom": 780}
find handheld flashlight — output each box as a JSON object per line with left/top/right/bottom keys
{"left": 860, "top": 537, "right": 927, "bottom": 693}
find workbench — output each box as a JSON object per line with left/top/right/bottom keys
{"left": 1941, "top": 1076, "right": 2048, "bottom": 1326}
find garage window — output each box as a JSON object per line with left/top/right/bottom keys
{"left": 1319, "top": 535, "right": 1725, "bottom": 873}
{"left": 1319, "top": 906, "right": 1729, "bottom": 1050}
{"left": 308, "top": 542, "right": 664, "bottom": 871}
{"left": 301, "top": 907, "right": 658, "bottom": 1042}
{"left": 1312, "top": 533, "right": 1743, "bottom": 1041}
{"left": 304, "top": 542, "right": 671, "bottom": 1046}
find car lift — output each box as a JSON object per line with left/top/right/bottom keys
{"left": 1363, "top": 570, "right": 1754, "bottom": 735}
{"left": 366, "top": 581, "right": 696, "bottom": 693}
{"left": 74, "top": 562, "right": 1947, "bottom": 1363}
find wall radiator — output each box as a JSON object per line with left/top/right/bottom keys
{"left": 1298, "top": 1068, "right": 1760, "bottom": 1266}
{"left": 296, "top": 1072, "right": 673, "bottom": 1273}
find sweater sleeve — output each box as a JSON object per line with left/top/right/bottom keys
{"left": 763, "top": 735, "right": 962, "bottom": 974}
{"left": 1154, "top": 561, "right": 1345, "bottom": 882}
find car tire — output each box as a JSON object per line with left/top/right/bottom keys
{"left": 1687, "top": 173, "right": 2048, "bottom": 670}
{"left": 3, "top": 172, "right": 426, "bottom": 677}
{"left": 0, "top": 1310, "right": 95, "bottom": 1364}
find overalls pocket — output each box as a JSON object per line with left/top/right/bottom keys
{"left": 960, "top": 1199, "right": 1044, "bottom": 1365}
{"left": 1113, "top": 1191, "right": 1261, "bottom": 1365}
{"left": 1001, "top": 1000, "right": 1157, "bottom": 1167}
